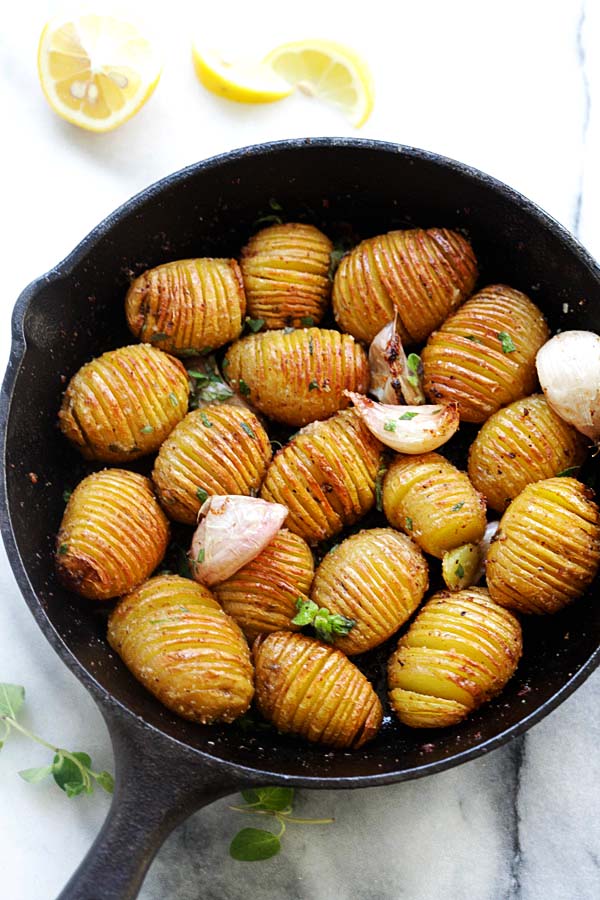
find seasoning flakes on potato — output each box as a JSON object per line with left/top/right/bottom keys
{"left": 388, "top": 587, "right": 522, "bottom": 728}
{"left": 332, "top": 227, "right": 478, "bottom": 345}
{"left": 58, "top": 344, "right": 189, "bottom": 462}
{"left": 224, "top": 327, "right": 369, "bottom": 427}
{"left": 253, "top": 632, "right": 382, "bottom": 747}
{"left": 125, "top": 258, "right": 246, "bottom": 355}
{"left": 56, "top": 469, "right": 169, "bottom": 600}
{"left": 108, "top": 575, "right": 254, "bottom": 724}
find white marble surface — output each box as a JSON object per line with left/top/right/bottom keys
{"left": 2, "top": 1, "right": 600, "bottom": 897}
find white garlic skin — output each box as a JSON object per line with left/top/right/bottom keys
{"left": 536, "top": 331, "right": 600, "bottom": 442}
{"left": 345, "top": 391, "right": 459, "bottom": 453}
{"left": 368, "top": 318, "right": 425, "bottom": 405}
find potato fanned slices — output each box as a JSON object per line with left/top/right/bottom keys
{"left": 311, "top": 528, "right": 428, "bottom": 654}
{"left": 58, "top": 344, "right": 189, "bottom": 462}
{"left": 241, "top": 222, "right": 333, "bottom": 328}
{"left": 125, "top": 258, "right": 246, "bottom": 355}
{"left": 388, "top": 588, "right": 522, "bottom": 728}
{"left": 253, "top": 631, "right": 382, "bottom": 747}
{"left": 261, "top": 408, "right": 383, "bottom": 544}
{"left": 332, "top": 227, "right": 477, "bottom": 344}
{"left": 486, "top": 477, "right": 600, "bottom": 614}
{"left": 108, "top": 575, "right": 254, "bottom": 724}
{"left": 224, "top": 327, "right": 369, "bottom": 427}
{"left": 56, "top": 469, "right": 169, "bottom": 600}
{"left": 422, "top": 285, "right": 550, "bottom": 423}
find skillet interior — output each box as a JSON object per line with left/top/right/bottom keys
{"left": 4, "top": 138, "right": 600, "bottom": 781}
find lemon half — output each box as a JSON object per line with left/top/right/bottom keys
{"left": 191, "top": 46, "right": 294, "bottom": 103}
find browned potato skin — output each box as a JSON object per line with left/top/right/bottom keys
{"left": 224, "top": 327, "right": 369, "bottom": 427}
{"left": 152, "top": 405, "right": 272, "bottom": 524}
{"left": 58, "top": 344, "right": 189, "bottom": 462}
{"left": 260, "top": 408, "right": 383, "bottom": 545}
{"left": 311, "top": 528, "right": 428, "bottom": 654}
{"left": 383, "top": 452, "right": 487, "bottom": 558}
{"left": 125, "top": 258, "right": 246, "bottom": 355}
{"left": 56, "top": 469, "right": 169, "bottom": 600}
{"left": 241, "top": 223, "right": 333, "bottom": 329}
{"left": 486, "top": 477, "right": 600, "bottom": 614}
{"left": 422, "top": 285, "right": 550, "bottom": 423}
{"left": 214, "top": 529, "right": 314, "bottom": 641}
{"left": 468, "top": 394, "right": 588, "bottom": 512}
{"left": 332, "top": 228, "right": 477, "bottom": 345}
{"left": 108, "top": 575, "right": 254, "bottom": 724}
{"left": 253, "top": 631, "right": 382, "bottom": 747}
{"left": 388, "top": 587, "right": 522, "bottom": 728}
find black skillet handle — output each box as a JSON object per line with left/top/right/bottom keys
{"left": 57, "top": 714, "right": 253, "bottom": 900}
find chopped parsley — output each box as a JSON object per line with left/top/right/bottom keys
{"left": 405, "top": 516, "right": 413, "bottom": 531}
{"left": 238, "top": 379, "right": 251, "bottom": 396}
{"left": 451, "top": 501, "right": 465, "bottom": 511}
{"left": 241, "top": 422, "right": 256, "bottom": 438}
{"left": 58, "top": 543, "right": 69, "bottom": 555}
{"left": 196, "top": 487, "right": 209, "bottom": 503}
{"left": 300, "top": 316, "right": 314, "bottom": 327}
{"left": 308, "top": 380, "right": 319, "bottom": 391}
{"left": 196, "top": 548, "right": 205, "bottom": 563}
{"left": 168, "top": 392, "right": 178, "bottom": 407}
{"left": 399, "top": 411, "right": 418, "bottom": 421}
{"left": 498, "top": 331, "right": 516, "bottom": 353}
{"left": 200, "top": 412, "right": 213, "bottom": 427}
{"left": 383, "top": 421, "right": 396, "bottom": 432}
{"left": 245, "top": 317, "right": 265, "bottom": 333}
{"left": 455, "top": 563, "right": 465, "bottom": 578}
{"left": 140, "top": 425, "right": 154, "bottom": 434}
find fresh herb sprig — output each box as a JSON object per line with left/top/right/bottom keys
{"left": 292, "top": 598, "right": 355, "bottom": 643}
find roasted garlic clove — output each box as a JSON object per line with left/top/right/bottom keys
{"left": 346, "top": 392, "right": 459, "bottom": 454}
{"left": 486, "top": 477, "right": 600, "bottom": 614}
{"left": 125, "top": 258, "right": 246, "bottom": 355}
{"left": 536, "top": 330, "right": 600, "bottom": 444}
{"left": 58, "top": 344, "right": 189, "bottom": 462}
{"left": 383, "top": 452, "right": 487, "bottom": 558}
{"left": 388, "top": 587, "right": 522, "bottom": 728}
{"left": 468, "top": 394, "right": 588, "bottom": 512}
{"left": 224, "top": 327, "right": 369, "bottom": 427}
{"left": 240, "top": 223, "right": 333, "bottom": 328}
{"left": 260, "top": 408, "right": 383, "bottom": 544}
{"left": 368, "top": 317, "right": 426, "bottom": 405}
{"left": 253, "top": 631, "right": 382, "bottom": 747}
{"left": 422, "top": 284, "right": 550, "bottom": 423}
{"left": 332, "top": 227, "right": 477, "bottom": 345}
{"left": 311, "top": 527, "right": 428, "bottom": 654}
{"left": 56, "top": 469, "right": 169, "bottom": 600}
{"left": 152, "top": 405, "right": 272, "bottom": 524}
{"left": 441, "top": 543, "right": 482, "bottom": 591}
{"left": 108, "top": 575, "right": 254, "bottom": 724}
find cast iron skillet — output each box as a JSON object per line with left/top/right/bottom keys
{"left": 3, "top": 138, "right": 600, "bottom": 900}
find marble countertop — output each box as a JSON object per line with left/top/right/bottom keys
{"left": 3, "top": 1, "right": 600, "bottom": 898}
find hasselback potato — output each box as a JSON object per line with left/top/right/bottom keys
{"left": 468, "top": 394, "right": 588, "bottom": 512}
{"left": 311, "top": 528, "right": 428, "bottom": 654}
{"left": 388, "top": 587, "right": 522, "bottom": 728}
{"left": 58, "top": 344, "right": 189, "bottom": 462}
{"left": 214, "top": 529, "right": 314, "bottom": 641}
{"left": 152, "top": 405, "right": 272, "bottom": 524}
{"left": 253, "top": 631, "right": 382, "bottom": 747}
{"left": 125, "top": 258, "right": 246, "bottom": 355}
{"left": 240, "top": 223, "right": 332, "bottom": 328}
{"left": 224, "top": 327, "right": 369, "bottom": 427}
{"left": 332, "top": 227, "right": 477, "bottom": 345}
{"left": 56, "top": 469, "right": 169, "bottom": 600}
{"left": 383, "top": 452, "right": 487, "bottom": 558}
{"left": 422, "top": 284, "right": 549, "bottom": 423}
{"left": 260, "top": 408, "right": 383, "bottom": 544}
{"left": 108, "top": 575, "right": 254, "bottom": 723}
{"left": 486, "top": 476, "right": 600, "bottom": 614}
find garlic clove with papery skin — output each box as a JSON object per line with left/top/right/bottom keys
{"left": 368, "top": 316, "right": 426, "bottom": 405}
{"left": 345, "top": 391, "right": 459, "bottom": 453}
{"left": 190, "top": 495, "right": 288, "bottom": 586}
{"left": 536, "top": 331, "right": 600, "bottom": 443}
{"left": 442, "top": 520, "right": 500, "bottom": 591}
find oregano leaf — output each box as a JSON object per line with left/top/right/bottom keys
{"left": 0, "top": 683, "right": 25, "bottom": 718}
{"left": 230, "top": 828, "right": 281, "bottom": 861}
{"left": 19, "top": 765, "right": 54, "bottom": 784}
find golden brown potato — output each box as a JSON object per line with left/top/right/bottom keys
{"left": 486, "top": 477, "right": 600, "bottom": 614}
{"left": 332, "top": 227, "right": 477, "bottom": 344}
{"left": 241, "top": 223, "right": 332, "bottom": 328}
{"left": 56, "top": 469, "right": 169, "bottom": 600}
{"left": 468, "top": 394, "right": 588, "bottom": 512}
{"left": 382, "top": 452, "right": 487, "bottom": 558}
{"left": 125, "top": 258, "right": 246, "bottom": 355}
{"left": 224, "top": 327, "right": 369, "bottom": 427}
{"left": 260, "top": 408, "right": 383, "bottom": 544}
{"left": 58, "top": 344, "right": 189, "bottom": 462}
{"left": 253, "top": 631, "right": 382, "bottom": 747}
{"left": 214, "top": 529, "right": 314, "bottom": 641}
{"left": 422, "top": 284, "right": 550, "bottom": 423}
{"left": 311, "top": 528, "right": 428, "bottom": 654}
{"left": 388, "top": 587, "right": 522, "bottom": 728}
{"left": 152, "top": 405, "right": 272, "bottom": 524}
{"left": 108, "top": 575, "right": 254, "bottom": 724}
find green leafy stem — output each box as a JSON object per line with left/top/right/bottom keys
{"left": 291, "top": 598, "right": 355, "bottom": 643}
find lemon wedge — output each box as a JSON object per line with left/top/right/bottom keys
{"left": 264, "top": 39, "right": 374, "bottom": 127}
{"left": 192, "top": 46, "right": 294, "bottom": 103}
{"left": 37, "top": 14, "right": 161, "bottom": 132}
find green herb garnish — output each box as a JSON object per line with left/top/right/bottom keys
{"left": 168, "top": 392, "right": 178, "bottom": 407}
{"left": 406, "top": 516, "right": 413, "bottom": 531}
{"left": 375, "top": 459, "right": 388, "bottom": 512}
{"left": 406, "top": 353, "right": 422, "bottom": 388}
{"left": 62, "top": 490, "right": 72, "bottom": 504}
{"left": 241, "top": 422, "right": 256, "bottom": 438}
{"left": 196, "top": 548, "right": 205, "bottom": 563}
{"left": 451, "top": 501, "right": 465, "bottom": 511}
{"left": 246, "top": 317, "right": 265, "bottom": 333}
{"left": 308, "top": 380, "right": 319, "bottom": 391}
{"left": 300, "top": 316, "right": 314, "bottom": 327}
{"left": 196, "top": 487, "right": 209, "bottom": 504}
{"left": 238, "top": 379, "right": 251, "bottom": 397}
{"left": 269, "top": 198, "right": 283, "bottom": 212}
{"left": 58, "top": 543, "right": 69, "bottom": 555}
{"left": 556, "top": 466, "right": 580, "bottom": 477}
{"left": 200, "top": 412, "right": 213, "bottom": 427}
{"left": 140, "top": 425, "right": 154, "bottom": 434}
{"left": 498, "top": 331, "right": 516, "bottom": 353}
{"left": 291, "top": 598, "right": 355, "bottom": 643}
{"left": 399, "top": 411, "right": 418, "bottom": 420}
{"left": 466, "top": 334, "right": 481, "bottom": 342}
{"left": 149, "top": 332, "right": 168, "bottom": 343}
{"left": 384, "top": 421, "right": 396, "bottom": 432}
{"left": 455, "top": 563, "right": 465, "bottom": 578}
